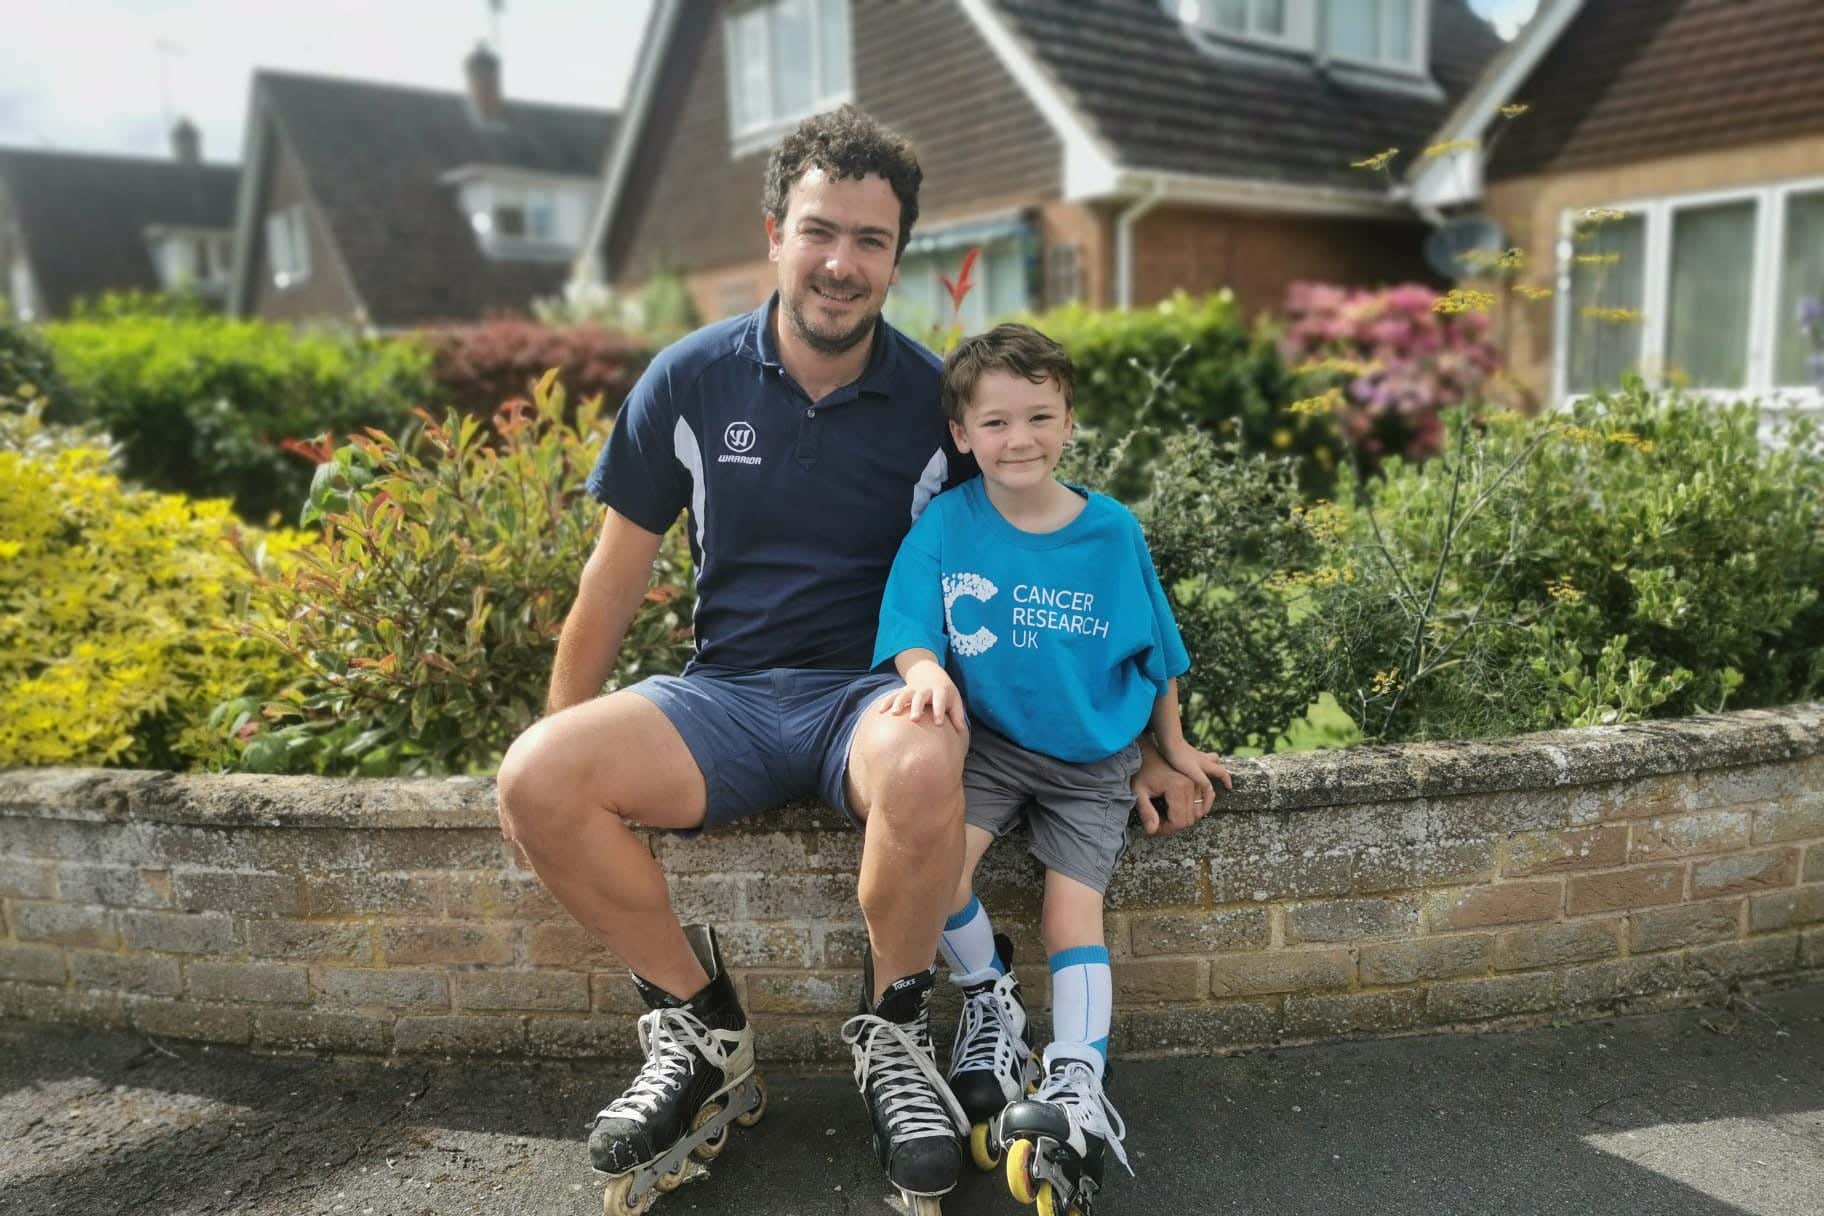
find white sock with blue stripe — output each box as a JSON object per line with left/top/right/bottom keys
{"left": 1046, "top": 944, "right": 1111, "bottom": 1080}
{"left": 939, "top": 894, "right": 1003, "bottom": 982}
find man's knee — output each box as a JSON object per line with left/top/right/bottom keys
{"left": 496, "top": 718, "right": 583, "bottom": 846}
{"left": 853, "top": 715, "right": 966, "bottom": 828}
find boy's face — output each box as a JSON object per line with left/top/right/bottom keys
{"left": 949, "top": 370, "right": 1073, "bottom": 494}
{"left": 765, "top": 167, "right": 901, "bottom": 357}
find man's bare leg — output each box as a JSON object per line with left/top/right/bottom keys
{"left": 496, "top": 690, "right": 710, "bottom": 999}
{"left": 846, "top": 707, "right": 969, "bottom": 1003}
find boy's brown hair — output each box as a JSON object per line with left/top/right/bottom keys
{"left": 940, "top": 323, "right": 1075, "bottom": 422}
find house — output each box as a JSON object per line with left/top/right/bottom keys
{"left": 0, "top": 121, "right": 239, "bottom": 321}
{"left": 570, "top": 0, "right": 1505, "bottom": 334}
{"left": 227, "top": 45, "right": 617, "bottom": 329}
{"left": 1412, "top": 0, "right": 1824, "bottom": 411}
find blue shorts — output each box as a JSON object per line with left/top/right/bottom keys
{"left": 627, "top": 665, "right": 904, "bottom": 834}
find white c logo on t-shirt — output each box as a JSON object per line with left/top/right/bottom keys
{"left": 942, "top": 572, "right": 998, "bottom": 657}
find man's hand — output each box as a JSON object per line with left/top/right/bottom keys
{"left": 877, "top": 657, "right": 967, "bottom": 731}
{"left": 1132, "top": 734, "right": 1232, "bottom": 837}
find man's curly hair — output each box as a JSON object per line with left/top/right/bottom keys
{"left": 763, "top": 105, "right": 922, "bottom": 262}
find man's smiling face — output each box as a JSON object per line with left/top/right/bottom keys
{"left": 767, "top": 167, "right": 901, "bottom": 357}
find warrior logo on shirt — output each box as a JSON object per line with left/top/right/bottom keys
{"left": 942, "top": 572, "right": 999, "bottom": 657}
{"left": 724, "top": 421, "right": 756, "bottom": 452}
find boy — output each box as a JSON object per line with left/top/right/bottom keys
{"left": 871, "top": 323, "right": 1219, "bottom": 1214}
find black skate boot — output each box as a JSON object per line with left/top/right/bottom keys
{"left": 997, "top": 1055, "right": 1131, "bottom": 1216}
{"left": 841, "top": 958, "right": 969, "bottom": 1216}
{"left": 946, "top": 934, "right": 1039, "bottom": 1171}
{"left": 588, "top": 924, "right": 766, "bottom": 1216}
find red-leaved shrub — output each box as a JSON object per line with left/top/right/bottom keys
{"left": 423, "top": 320, "right": 652, "bottom": 419}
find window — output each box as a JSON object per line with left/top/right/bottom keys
{"left": 1323, "top": 0, "right": 1419, "bottom": 71}
{"left": 1046, "top": 243, "right": 1085, "bottom": 309}
{"left": 490, "top": 187, "right": 559, "bottom": 242}
{"left": 1185, "top": 0, "right": 1292, "bottom": 43}
{"left": 265, "top": 206, "right": 311, "bottom": 289}
{"left": 884, "top": 237, "right": 1032, "bottom": 338}
{"left": 8, "top": 255, "right": 36, "bottom": 322}
{"left": 1172, "top": 0, "right": 1424, "bottom": 74}
{"left": 724, "top": 0, "right": 852, "bottom": 148}
{"left": 1556, "top": 178, "right": 1824, "bottom": 404}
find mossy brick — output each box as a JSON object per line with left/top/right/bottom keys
{"left": 304, "top": 872, "right": 443, "bottom": 917}
{"left": 1808, "top": 846, "right": 1824, "bottom": 884}
{"left": 1112, "top": 958, "right": 1207, "bottom": 1002}
{"left": 1130, "top": 908, "right": 1268, "bottom": 956}
{"left": 187, "top": 961, "right": 310, "bottom": 1005}
{"left": 69, "top": 951, "right": 181, "bottom": 996}
{"left": 455, "top": 971, "right": 589, "bottom": 1012}
{"left": 171, "top": 870, "right": 303, "bottom": 917}
{"left": 740, "top": 874, "right": 853, "bottom": 921}
{"left": 1283, "top": 990, "right": 1424, "bottom": 1038}
{"left": 1500, "top": 826, "right": 1629, "bottom": 877}
{"left": 1565, "top": 865, "right": 1684, "bottom": 915}
{"left": 1426, "top": 973, "right": 1555, "bottom": 1023}
{"left": 1209, "top": 949, "right": 1352, "bottom": 997}
{"left": 0, "top": 859, "right": 57, "bottom": 900}
{"left": 1287, "top": 897, "right": 1420, "bottom": 943}
{"left": 1494, "top": 921, "right": 1620, "bottom": 971}
{"left": 819, "top": 925, "right": 871, "bottom": 968}
{"left": 1751, "top": 796, "right": 1824, "bottom": 846}
{"left": 255, "top": 1009, "right": 391, "bottom": 1054}
{"left": 439, "top": 873, "right": 564, "bottom": 921}
{"left": 127, "top": 998, "right": 252, "bottom": 1045}
{"left": 393, "top": 1015, "right": 526, "bottom": 1056}
{"left": 746, "top": 1014, "right": 843, "bottom": 1063}
{"left": 1685, "top": 935, "right": 1798, "bottom": 986}
{"left": 1359, "top": 935, "right": 1492, "bottom": 985}
{"left": 1110, "top": 999, "right": 1281, "bottom": 1052}
{"left": 1804, "top": 928, "right": 1824, "bottom": 969}
{"left": 0, "top": 982, "right": 124, "bottom": 1030}
{"left": 716, "top": 924, "right": 814, "bottom": 968}
{"left": 144, "top": 824, "right": 509, "bottom": 873}
{"left": 315, "top": 967, "right": 449, "bottom": 1011}
{"left": 1105, "top": 858, "right": 1203, "bottom": 911}
{"left": 591, "top": 973, "right": 646, "bottom": 1015}
{"left": 663, "top": 875, "right": 744, "bottom": 922}
{"left": 1628, "top": 812, "right": 1752, "bottom": 861}
{"left": 743, "top": 971, "right": 859, "bottom": 1014}
{"left": 379, "top": 923, "right": 514, "bottom": 966}
{"left": 1425, "top": 881, "right": 1562, "bottom": 930}
{"left": 248, "top": 920, "right": 372, "bottom": 961}
{"left": 55, "top": 864, "right": 170, "bottom": 908}
{"left": 1561, "top": 955, "right": 1686, "bottom": 1007}
{"left": 119, "top": 911, "right": 239, "bottom": 954}
{"left": 1629, "top": 900, "right": 1742, "bottom": 953}
{"left": 653, "top": 831, "right": 814, "bottom": 874}
{"left": 1425, "top": 788, "right": 1572, "bottom": 839}
{"left": 523, "top": 1017, "right": 634, "bottom": 1060}
{"left": 13, "top": 902, "right": 118, "bottom": 948}
{"left": 0, "top": 943, "right": 68, "bottom": 986}
{"left": 1751, "top": 891, "right": 1796, "bottom": 933}
{"left": 1690, "top": 849, "right": 1799, "bottom": 898}
{"left": 526, "top": 923, "right": 618, "bottom": 967}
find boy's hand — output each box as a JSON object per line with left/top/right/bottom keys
{"left": 877, "top": 659, "right": 967, "bottom": 732}
{"left": 1133, "top": 736, "right": 1232, "bottom": 836}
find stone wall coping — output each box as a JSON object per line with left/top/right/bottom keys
{"left": 2, "top": 703, "right": 1819, "bottom": 831}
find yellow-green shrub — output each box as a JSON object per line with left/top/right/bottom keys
{"left": 0, "top": 413, "right": 296, "bottom": 768}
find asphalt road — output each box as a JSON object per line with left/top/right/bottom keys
{"left": 4, "top": 984, "right": 1822, "bottom": 1216}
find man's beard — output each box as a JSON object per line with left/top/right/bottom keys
{"left": 784, "top": 277, "right": 878, "bottom": 356}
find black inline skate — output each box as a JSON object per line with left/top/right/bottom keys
{"left": 588, "top": 924, "right": 767, "bottom": 1216}
{"left": 841, "top": 959, "right": 969, "bottom": 1215}
{"left": 945, "top": 934, "right": 1040, "bottom": 1171}
{"left": 997, "top": 1055, "right": 1131, "bottom": 1216}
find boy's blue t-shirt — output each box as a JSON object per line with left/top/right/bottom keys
{"left": 872, "top": 477, "right": 1191, "bottom": 763}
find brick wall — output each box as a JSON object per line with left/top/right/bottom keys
{"left": 2, "top": 706, "right": 1821, "bottom": 1062}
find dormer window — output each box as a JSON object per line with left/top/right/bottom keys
{"left": 724, "top": 0, "right": 853, "bottom": 155}
{"left": 1323, "top": 0, "right": 1422, "bottom": 74}
{"left": 1180, "top": 0, "right": 1306, "bottom": 48}
{"left": 487, "top": 186, "right": 559, "bottom": 242}
{"left": 1173, "top": 0, "right": 1428, "bottom": 79}
{"left": 444, "top": 166, "right": 597, "bottom": 262}
{"left": 266, "top": 206, "right": 311, "bottom": 289}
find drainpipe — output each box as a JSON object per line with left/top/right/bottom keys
{"left": 1115, "top": 179, "right": 1167, "bottom": 310}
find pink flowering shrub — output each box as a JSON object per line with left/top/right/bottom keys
{"left": 1280, "top": 282, "right": 1503, "bottom": 464}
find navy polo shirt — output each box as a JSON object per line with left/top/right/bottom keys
{"left": 586, "top": 292, "right": 972, "bottom": 672}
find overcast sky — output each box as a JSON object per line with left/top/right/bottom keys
{"left": 3, "top": 0, "right": 1539, "bottom": 164}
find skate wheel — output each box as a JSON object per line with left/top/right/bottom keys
{"left": 1036, "top": 1180, "right": 1063, "bottom": 1216}
{"left": 970, "top": 1121, "right": 1002, "bottom": 1172}
{"left": 689, "top": 1102, "right": 729, "bottom": 1161}
{"left": 653, "top": 1159, "right": 690, "bottom": 1193}
{"left": 735, "top": 1074, "right": 767, "bottom": 1128}
{"left": 1006, "top": 1137, "right": 1039, "bottom": 1205}
{"left": 602, "top": 1173, "right": 655, "bottom": 1216}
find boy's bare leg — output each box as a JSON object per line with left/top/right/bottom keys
{"left": 846, "top": 708, "right": 970, "bottom": 1003}
{"left": 496, "top": 690, "right": 712, "bottom": 1000}
{"left": 947, "top": 826, "right": 998, "bottom": 919}
{"left": 1040, "top": 870, "right": 1107, "bottom": 956}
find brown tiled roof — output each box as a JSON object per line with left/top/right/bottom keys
{"left": 1488, "top": 0, "right": 1824, "bottom": 181}
{"left": 989, "top": 0, "right": 1504, "bottom": 191}
{"left": 0, "top": 148, "right": 238, "bottom": 316}
{"left": 256, "top": 70, "right": 615, "bottom": 327}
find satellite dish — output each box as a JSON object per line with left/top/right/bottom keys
{"left": 1425, "top": 215, "right": 1508, "bottom": 280}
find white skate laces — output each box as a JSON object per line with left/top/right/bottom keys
{"left": 593, "top": 1007, "right": 723, "bottom": 1126}
{"left": 1032, "top": 1059, "right": 1133, "bottom": 1176}
{"left": 842, "top": 1013, "right": 970, "bottom": 1141}
{"left": 951, "top": 976, "right": 1023, "bottom": 1081}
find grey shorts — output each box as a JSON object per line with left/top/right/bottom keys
{"left": 963, "top": 726, "right": 1143, "bottom": 894}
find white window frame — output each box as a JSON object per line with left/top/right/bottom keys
{"left": 1170, "top": 0, "right": 1427, "bottom": 77}
{"left": 1551, "top": 175, "right": 1824, "bottom": 413}
{"left": 1180, "top": 0, "right": 1313, "bottom": 52}
{"left": 266, "top": 205, "right": 311, "bottom": 289}
{"left": 723, "top": 0, "right": 853, "bottom": 156}
{"left": 1319, "top": 0, "right": 1427, "bottom": 77}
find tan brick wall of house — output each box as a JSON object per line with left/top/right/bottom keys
{"left": 1484, "top": 133, "right": 1824, "bottom": 401}
{"left": 3, "top": 707, "right": 1820, "bottom": 1061}
{"left": 1126, "top": 205, "right": 1433, "bottom": 321}
{"left": 247, "top": 122, "right": 363, "bottom": 324}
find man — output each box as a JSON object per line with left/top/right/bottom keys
{"left": 496, "top": 105, "right": 1225, "bottom": 1213}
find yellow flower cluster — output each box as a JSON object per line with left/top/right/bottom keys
{"left": 1581, "top": 306, "right": 1644, "bottom": 324}
{"left": 1371, "top": 667, "right": 1404, "bottom": 695}
{"left": 1420, "top": 139, "right": 1480, "bottom": 160}
{"left": 1580, "top": 207, "right": 1631, "bottom": 225}
{"left": 1433, "top": 288, "right": 1496, "bottom": 315}
{"left": 1267, "top": 564, "right": 1358, "bottom": 592}
{"left": 1350, "top": 148, "right": 1400, "bottom": 171}
{"left": 1545, "top": 577, "right": 1585, "bottom": 603}
{"left": 1573, "top": 253, "right": 1622, "bottom": 267}
{"left": 1513, "top": 284, "right": 1555, "bottom": 300}
{"left": 1295, "top": 356, "right": 1383, "bottom": 377}
{"left": 1457, "top": 247, "right": 1527, "bottom": 272}
{"left": 1499, "top": 103, "right": 1533, "bottom": 119}
{"left": 1289, "top": 387, "right": 1346, "bottom": 416}
{"left": 1607, "top": 430, "right": 1656, "bottom": 453}
{"left": 1291, "top": 499, "right": 1348, "bottom": 541}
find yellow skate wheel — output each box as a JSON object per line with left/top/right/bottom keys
{"left": 1035, "top": 1180, "right": 1062, "bottom": 1216}
{"left": 735, "top": 1075, "right": 768, "bottom": 1128}
{"left": 1006, "top": 1137, "right": 1039, "bottom": 1205}
{"left": 602, "top": 1173, "right": 655, "bottom": 1216}
{"left": 653, "top": 1159, "right": 690, "bottom": 1193}
{"left": 689, "top": 1102, "right": 728, "bottom": 1161}
{"left": 970, "top": 1121, "right": 1002, "bottom": 1171}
